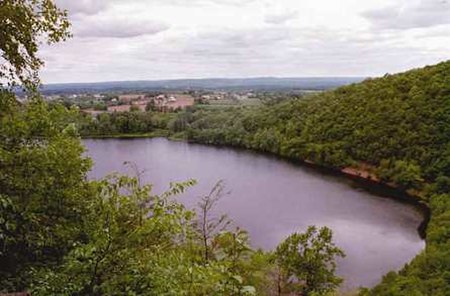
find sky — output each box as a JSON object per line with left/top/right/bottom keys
{"left": 40, "top": 0, "right": 450, "bottom": 83}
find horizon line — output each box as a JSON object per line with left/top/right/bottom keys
{"left": 42, "top": 75, "right": 369, "bottom": 86}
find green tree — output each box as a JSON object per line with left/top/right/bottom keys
{"left": 130, "top": 105, "right": 140, "bottom": 112}
{"left": 28, "top": 176, "right": 200, "bottom": 295}
{"left": 0, "top": 0, "right": 80, "bottom": 291}
{"left": 0, "top": 99, "right": 92, "bottom": 291}
{"left": 146, "top": 99, "right": 157, "bottom": 111}
{"left": 275, "top": 226, "right": 345, "bottom": 295}
{"left": 93, "top": 102, "right": 107, "bottom": 111}
{"left": 378, "top": 159, "right": 423, "bottom": 188}
{"left": 0, "top": 0, "right": 70, "bottom": 89}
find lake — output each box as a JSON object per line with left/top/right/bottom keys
{"left": 84, "top": 137, "right": 425, "bottom": 290}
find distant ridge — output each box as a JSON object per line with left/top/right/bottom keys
{"left": 40, "top": 77, "right": 365, "bottom": 94}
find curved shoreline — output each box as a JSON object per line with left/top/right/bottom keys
{"left": 298, "top": 160, "right": 430, "bottom": 239}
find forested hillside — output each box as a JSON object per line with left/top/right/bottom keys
{"left": 80, "top": 61, "right": 450, "bottom": 295}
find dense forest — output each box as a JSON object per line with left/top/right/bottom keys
{"left": 78, "top": 61, "right": 450, "bottom": 295}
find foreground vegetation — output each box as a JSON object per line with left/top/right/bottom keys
{"left": 78, "top": 61, "right": 450, "bottom": 295}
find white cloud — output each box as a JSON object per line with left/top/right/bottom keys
{"left": 363, "top": 0, "right": 450, "bottom": 30}
{"left": 55, "top": 0, "right": 109, "bottom": 15}
{"left": 265, "top": 11, "right": 298, "bottom": 25}
{"left": 75, "top": 16, "right": 169, "bottom": 38}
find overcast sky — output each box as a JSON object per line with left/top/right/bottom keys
{"left": 41, "top": 0, "right": 450, "bottom": 83}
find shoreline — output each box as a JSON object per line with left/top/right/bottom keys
{"left": 82, "top": 130, "right": 170, "bottom": 139}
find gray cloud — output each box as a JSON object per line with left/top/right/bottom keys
{"left": 55, "top": 0, "right": 169, "bottom": 38}
{"left": 74, "top": 17, "right": 169, "bottom": 38}
{"left": 363, "top": 0, "right": 450, "bottom": 30}
{"left": 55, "top": 0, "right": 109, "bottom": 15}
{"left": 135, "top": 27, "right": 424, "bottom": 73}
{"left": 208, "top": 0, "right": 257, "bottom": 5}
{"left": 265, "top": 11, "right": 298, "bottom": 25}
{"left": 109, "top": 0, "right": 257, "bottom": 6}
{"left": 201, "top": 28, "right": 293, "bottom": 48}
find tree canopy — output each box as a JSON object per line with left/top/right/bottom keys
{"left": 275, "top": 226, "right": 345, "bottom": 295}
{"left": 0, "top": 0, "right": 70, "bottom": 90}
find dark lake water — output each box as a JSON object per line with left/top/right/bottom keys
{"left": 84, "top": 137, "right": 425, "bottom": 290}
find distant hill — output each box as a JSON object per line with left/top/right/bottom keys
{"left": 39, "top": 77, "right": 365, "bottom": 94}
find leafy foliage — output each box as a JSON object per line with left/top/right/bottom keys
{"left": 0, "top": 0, "right": 70, "bottom": 89}
{"left": 275, "top": 226, "right": 345, "bottom": 295}
{"left": 0, "top": 98, "right": 92, "bottom": 291}
{"left": 78, "top": 110, "right": 174, "bottom": 136}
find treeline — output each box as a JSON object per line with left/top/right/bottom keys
{"left": 77, "top": 110, "right": 174, "bottom": 136}
{"left": 79, "top": 61, "right": 450, "bottom": 295}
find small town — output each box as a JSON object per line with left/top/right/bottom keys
{"left": 84, "top": 93, "right": 196, "bottom": 115}
{"left": 43, "top": 90, "right": 264, "bottom": 115}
